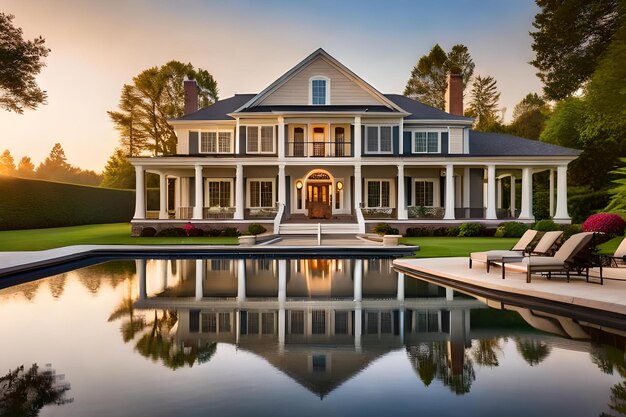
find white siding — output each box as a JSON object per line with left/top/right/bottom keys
{"left": 449, "top": 127, "right": 464, "bottom": 154}
{"left": 176, "top": 129, "right": 189, "bottom": 154}
{"left": 260, "top": 57, "right": 385, "bottom": 106}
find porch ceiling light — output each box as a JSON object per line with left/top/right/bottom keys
{"left": 296, "top": 180, "right": 303, "bottom": 189}
{"left": 336, "top": 181, "right": 343, "bottom": 190}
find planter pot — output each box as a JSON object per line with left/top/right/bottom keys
{"left": 382, "top": 235, "right": 402, "bottom": 246}
{"left": 238, "top": 235, "right": 256, "bottom": 246}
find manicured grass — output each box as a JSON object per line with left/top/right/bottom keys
{"left": 0, "top": 223, "right": 238, "bottom": 251}
{"left": 400, "top": 237, "right": 518, "bottom": 258}
{"left": 597, "top": 235, "right": 625, "bottom": 254}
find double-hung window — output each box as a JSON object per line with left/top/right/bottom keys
{"left": 310, "top": 76, "right": 329, "bottom": 105}
{"left": 249, "top": 179, "right": 274, "bottom": 208}
{"left": 206, "top": 180, "right": 232, "bottom": 207}
{"left": 365, "top": 126, "right": 393, "bottom": 154}
{"left": 366, "top": 180, "right": 391, "bottom": 208}
{"left": 247, "top": 126, "right": 275, "bottom": 154}
{"left": 199, "top": 130, "right": 233, "bottom": 153}
{"left": 414, "top": 180, "right": 435, "bottom": 207}
{"left": 413, "top": 131, "right": 439, "bottom": 153}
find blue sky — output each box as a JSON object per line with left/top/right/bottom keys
{"left": 0, "top": 0, "right": 541, "bottom": 171}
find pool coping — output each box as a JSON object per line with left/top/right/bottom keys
{"left": 393, "top": 257, "right": 626, "bottom": 330}
{"left": 0, "top": 243, "right": 419, "bottom": 280}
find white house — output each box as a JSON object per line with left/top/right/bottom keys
{"left": 129, "top": 48, "right": 579, "bottom": 236}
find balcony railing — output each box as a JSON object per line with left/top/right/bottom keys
{"left": 245, "top": 207, "right": 278, "bottom": 219}
{"left": 176, "top": 206, "right": 235, "bottom": 219}
{"left": 287, "top": 141, "right": 352, "bottom": 157}
{"left": 407, "top": 206, "right": 445, "bottom": 219}
{"left": 361, "top": 207, "right": 397, "bottom": 219}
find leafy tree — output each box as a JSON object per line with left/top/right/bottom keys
{"left": 0, "top": 149, "right": 16, "bottom": 175}
{"left": 508, "top": 93, "right": 551, "bottom": 140}
{"left": 515, "top": 337, "right": 551, "bottom": 366}
{"left": 101, "top": 148, "right": 135, "bottom": 189}
{"left": 16, "top": 155, "right": 35, "bottom": 177}
{"left": 530, "top": 0, "right": 623, "bottom": 100}
{"left": 465, "top": 75, "right": 502, "bottom": 131}
{"left": 404, "top": 44, "right": 475, "bottom": 109}
{"left": 36, "top": 143, "right": 102, "bottom": 185}
{"left": 0, "top": 13, "right": 50, "bottom": 113}
{"left": 109, "top": 60, "right": 219, "bottom": 156}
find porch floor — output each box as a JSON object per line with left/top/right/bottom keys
{"left": 283, "top": 214, "right": 357, "bottom": 223}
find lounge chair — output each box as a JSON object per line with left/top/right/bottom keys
{"left": 469, "top": 230, "right": 562, "bottom": 272}
{"left": 604, "top": 236, "right": 626, "bottom": 267}
{"left": 501, "top": 232, "right": 597, "bottom": 283}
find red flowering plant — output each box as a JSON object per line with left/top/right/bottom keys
{"left": 183, "top": 222, "right": 195, "bottom": 237}
{"left": 582, "top": 213, "right": 626, "bottom": 242}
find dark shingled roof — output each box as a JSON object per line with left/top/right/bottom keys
{"left": 384, "top": 94, "right": 473, "bottom": 121}
{"left": 468, "top": 131, "right": 581, "bottom": 156}
{"left": 174, "top": 94, "right": 256, "bottom": 121}
{"left": 241, "top": 105, "right": 396, "bottom": 113}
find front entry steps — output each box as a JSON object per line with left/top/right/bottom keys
{"left": 278, "top": 223, "right": 360, "bottom": 235}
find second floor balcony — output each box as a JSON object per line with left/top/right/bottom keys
{"left": 287, "top": 141, "right": 352, "bottom": 157}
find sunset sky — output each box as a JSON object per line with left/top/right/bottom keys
{"left": 1, "top": 0, "right": 541, "bottom": 172}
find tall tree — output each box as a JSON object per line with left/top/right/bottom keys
{"left": 404, "top": 44, "right": 475, "bottom": 109}
{"left": 108, "top": 60, "right": 219, "bottom": 156}
{"left": 101, "top": 149, "right": 135, "bottom": 189}
{"left": 508, "top": 93, "right": 551, "bottom": 140}
{"left": 465, "top": 75, "right": 501, "bottom": 131}
{"left": 16, "top": 156, "right": 35, "bottom": 177}
{"left": 0, "top": 149, "right": 16, "bottom": 175}
{"left": 530, "top": 0, "right": 623, "bottom": 100}
{"left": 36, "top": 143, "right": 72, "bottom": 181}
{"left": 0, "top": 13, "right": 50, "bottom": 113}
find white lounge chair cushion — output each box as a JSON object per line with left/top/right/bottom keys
{"left": 471, "top": 250, "right": 524, "bottom": 263}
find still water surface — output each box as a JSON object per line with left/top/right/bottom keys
{"left": 0, "top": 258, "right": 624, "bottom": 417}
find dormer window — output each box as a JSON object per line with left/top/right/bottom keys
{"left": 309, "top": 76, "right": 330, "bottom": 105}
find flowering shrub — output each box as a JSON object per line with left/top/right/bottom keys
{"left": 582, "top": 213, "right": 626, "bottom": 238}
{"left": 183, "top": 222, "right": 195, "bottom": 237}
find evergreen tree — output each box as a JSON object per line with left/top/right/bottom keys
{"left": 465, "top": 75, "right": 501, "bottom": 131}
{"left": 36, "top": 143, "right": 72, "bottom": 181}
{"left": 107, "top": 85, "right": 149, "bottom": 156}
{"left": 404, "top": 44, "right": 475, "bottom": 109}
{"left": 100, "top": 149, "right": 135, "bottom": 189}
{"left": 0, "top": 149, "right": 16, "bottom": 175}
{"left": 508, "top": 93, "right": 551, "bottom": 140}
{"left": 16, "top": 156, "right": 35, "bottom": 177}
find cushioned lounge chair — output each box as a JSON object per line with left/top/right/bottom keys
{"left": 469, "top": 230, "right": 562, "bottom": 273}
{"left": 502, "top": 232, "right": 597, "bottom": 283}
{"left": 605, "top": 236, "right": 626, "bottom": 267}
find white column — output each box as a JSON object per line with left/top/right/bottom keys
{"left": 159, "top": 173, "right": 168, "bottom": 219}
{"left": 397, "top": 164, "right": 407, "bottom": 219}
{"left": 235, "top": 310, "right": 241, "bottom": 345}
{"left": 234, "top": 164, "right": 244, "bottom": 220}
{"left": 397, "top": 272, "right": 405, "bottom": 301}
{"left": 496, "top": 178, "right": 502, "bottom": 210}
{"left": 399, "top": 308, "right": 405, "bottom": 344}
{"left": 486, "top": 165, "right": 497, "bottom": 220}
{"left": 463, "top": 167, "right": 470, "bottom": 218}
{"left": 354, "top": 305, "right": 362, "bottom": 351}
{"left": 554, "top": 165, "right": 570, "bottom": 221}
{"left": 133, "top": 166, "right": 145, "bottom": 220}
{"left": 278, "top": 260, "right": 286, "bottom": 303}
{"left": 354, "top": 116, "right": 362, "bottom": 158}
{"left": 354, "top": 165, "right": 362, "bottom": 210}
{"left": 277, "top": 116, "right": 285, "bottom": 159}
{"left": 278, "top": 307, "right": 285, "bottom": 352}
{"left": 193, "top": 165, "right": 203, "bottom": 220}
{"left": 398, "top": 118, "right": 404, "bottom": 155}
{"left": 235, "top": 117, "right": 240, "bottom": 155}
{"left": 519, "top": 167, "right": 534, "bottom": 220}
{"left": 446, "top": 287, "right": 454, "bottom": 301}
{"left": 444, "top": 164, "right": 455, "bottom": 219}
{"left": 195, "top": 259, "right": 204, "bottom": 301}
{"left": 278, "top": 164, "right": 286, "bottom": 206}
{"left": 549, "top": 169, "right": 555, "bottom": 217}
{"left": 237, "top": 259, "right": 246, "bottom": 302}
{"left": 137, "top": 259, "right": 147, "bottom": 300}
{"left": 353, "top": 259, "right": 362, "bottom": 302}
{"left": 510, "top": 175, "right": 516, "bottom": 218}
{"left": 160, "top": 259, "right": 168, "bottom": 291}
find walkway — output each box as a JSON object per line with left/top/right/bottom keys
{"left": 393, "top": 257, "right": 626, "bottom": 321}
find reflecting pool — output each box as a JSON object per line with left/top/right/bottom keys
{"left": 0, "top": 258, "right": 625, "bottom": 417}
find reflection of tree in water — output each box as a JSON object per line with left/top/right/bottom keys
{"left": 472, "top": 337, "right": 503, "bottom": 368}
{"left": 47, "top": 275, "right": 67, "bottom": 299}
{"left": 78, "top": 261, "right": 136, "bottom": 295}
{"left": 514, "top": 337, "right": 552, "bottom": 366}
{"left": 20, "top": 281, "right": 41, "bottom": 302}
{"left": 108, "top": 296, "right": 146, "bottom": 343}
{"left": 0, "top": 363, "right": 72, "bottom": 417}
{"left": 591, "top": 344, "right": 626, "bottom": 417}
{"left": 134, "top": 310, "right": 217, "bottom": 370}
{"left": 406, "top": 341, "right": 476, "bottom": 395}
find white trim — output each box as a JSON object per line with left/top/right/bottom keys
{"left": 246, "top": 178, "right": 276, "bottom": 209}
{"left": 364, "top": 125, "right": 394, "bottom": 155}
{"left": 308, "top": 75, "right": 331, "bottom": 105}
{"left": 246, "top": 125, "right": 276, "bottom": 154}
{"left": 364, "top": 178, "right": 396, "bottom": 208}
{"left": 411, "top": 177, "right": 440, "bottom": 207}
{"left": 204, "top": 178, "right": 235, "bottom": 208}
{"left": 198, "top": 129, "right": 235, "bottom": 154}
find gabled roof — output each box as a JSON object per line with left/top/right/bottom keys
{"left": 384, "top": 94, "right": 474, "bottom": 122}
{"left": 468, "top": 131, "right": 581, "bottom": 157}
{"left": 235, "top": 48, "right": 408, "bottom": 114}
{"left": 173, "top": 94, "right": 255, "bottom": 121}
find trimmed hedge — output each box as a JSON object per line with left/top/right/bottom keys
{"left": 0, "top": 176, "right": 134, "bottom": 230}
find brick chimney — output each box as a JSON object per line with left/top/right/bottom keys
{"left": 184, "top": 78, "right": 198, "bottom": 115}
{"left": 445, "top": 73, "right": 463, "bottom": 116}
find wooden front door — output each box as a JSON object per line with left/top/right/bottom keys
{"left": 307, "top": 183, "right": 332, "bottom": 219}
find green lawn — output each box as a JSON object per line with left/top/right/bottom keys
{"left": 400, "top": 235, "right": 624, "bottom": 258}
{"left": 0, "top": 223, "right": 238, "bottom": 251}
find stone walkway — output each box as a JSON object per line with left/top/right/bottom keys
{"left": 394, "top": 257, "right": 626, "bottom": 317}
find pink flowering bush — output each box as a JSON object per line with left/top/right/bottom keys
{"left": 183, "top": 222, "right": 195, "bottom": 237}
{"left": 582, "top": 213, "right": 626, "bottom": 238}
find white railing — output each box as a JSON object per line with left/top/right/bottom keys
{"left": 273, "top": 203, "right": 285, "bottom": 235}
{"left": 317, "top": 223, "right": 321, "bottom": 245}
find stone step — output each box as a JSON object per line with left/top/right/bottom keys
{"left": 279, "top": 223, "right": 360, "bottom": 235}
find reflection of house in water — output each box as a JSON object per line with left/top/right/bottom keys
{"left": 134, "top": 258, "right": 484, "bottom": 396}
